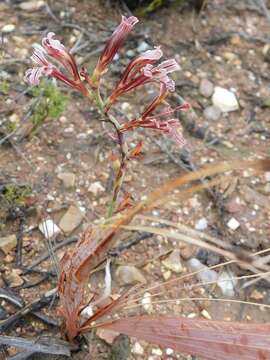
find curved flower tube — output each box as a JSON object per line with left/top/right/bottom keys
{"left": 106, "top": 54, "right": 180, "bottom": 111}
{"left": 25, "top": 33, "right": 88, "bottom": 96}
{"left": 93, "top": 16, "right": 139, "bottom": 80}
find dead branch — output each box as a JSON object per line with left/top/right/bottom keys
{"left": 0, "top": 335, "right": 70, "bottom": 357}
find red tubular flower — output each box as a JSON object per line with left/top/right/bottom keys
{"left": 106, "top": 53, "right": 180, "bottom": 111}
{"left": 120, "top": 80, "right": 190, "bottom": 146}
{"left": 24, "top": 33, "right": 88, "bottom": 95}
{"left": 93, "top": 16, "right": 139, "bottom": 79}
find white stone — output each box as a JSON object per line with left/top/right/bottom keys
{"left": 227, "top": 217, "right": 240, "bottom": 231}
{"left": 195, "top": 218, "right": 208, "bottom": 231}
{"left": 201, "top": 309, "right": 212, "bottom": 319}
{"left": 142, "top": 292, "right": 153, "bottom": 313}
{"left": 19, "top": 1, "right": 45, "bottom": 11}
{"left": 212, "top": 87, "right": 239, "bottom": 112}
{"left": 137, "top": 41, "right": 150, "bottom": 52}
{"left": 88, "top": 181, "right": 105, "bottom": 195}
{"left": 152, "top": 348, "right": 162, "bottom": 356}
{"left": 2, "top": 24, "right": 15, "bottom": 32}
{"left": 217, "top": 270, "right": 237, "bottom": 297}
{"left": 132, "top": 342, "right": 144, "bottom": 355}
{"left": 166, "top": 348, "right": 174, "bottom": 356}
{"left": 264, "top": 172, "right": 270, "bottom": 182}
{"left": 39, "top": 219, "right": 61, "bottom": 239}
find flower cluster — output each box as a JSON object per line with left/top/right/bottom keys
{"left": 25, "top": 32, "right": 87, "bottom": 95}
{"left": 25, "top": 16, "right": 189, "bottom": 146}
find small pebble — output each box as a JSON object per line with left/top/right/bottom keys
{"left": 195, "top": 218, "right": 208, "bottom": 231}
{"left": 142, "top": 292, "right": 153, "bottom": 313}
{"left": 201, "top": 309, "right": 212, "bottom": 320}
{"left": 132, "top": 342, "right": 144, "bottom": 355}
{"left": 2, "top": 24, "right": 15, "bottom": 32}
{"left": 137, "top": 41, "right": 150, "bottom": 52}
{"left": 264, "top": 172, "right": 270, "bottom": 182}
{"left": 152, "top": 348, "right": 162, "bottom": 356}
{"left": 203, "top": 105, "right": 221, "bottom": 121}
{"left": 38, "top": 219, "right": 61, "bottom": 239}
{"left": 212, "top": 87, "right": 239, "bottom": 112}
{"left": 227, "top": 217, "right": 240, "bottom": 231}
{"left": 199, "top": 78, "right": 214, "bottom": 98}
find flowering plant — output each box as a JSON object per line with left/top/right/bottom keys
{"left": 23, "top": 17, "right": 270, "bottom": 360}
{"left": 25, "top": 14, "right": 190, "bottom": 340}
{"left": 25, "top": 16, "right": 189, "bottom": 217}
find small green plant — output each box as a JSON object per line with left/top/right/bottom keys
{"left": 0, "top": 79, "right": 9, "bottom": 95}
{"left": 1, "top": 184, "right": 32, "bottom": 207}
{"left": 30, "top": 80, "right": 68, "bottom": 132}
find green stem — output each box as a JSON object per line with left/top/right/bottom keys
{"left": 90, "top": 86, "right": 128, "bottom": 219}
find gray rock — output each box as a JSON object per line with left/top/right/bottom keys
{"left": 0, "top": 234, "right": 17, "bottom": 255}
{"left": 57, "top": 172, "right": 76, "bottom": 188}
{"left": 116, "top": 265, "right": 146, "bottom": 285}
{"left": 187, "top": 258, "right": 218, "bottom": 283}
{"left": 199, "top": 79, "right": 214, "bottom": 98}
{"left": 203, "top": 105, "right": 221, "bottom": 121}
{"left": 162, "top": 249, "right": 183, "bottom": 273}
{"left": 212, "top": 87, "right": 239, "bottom": 112}
{"left": 59, "top": 205, "right": 84, "bottom": 233}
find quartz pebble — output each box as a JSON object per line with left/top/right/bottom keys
{"left": 212, "top": 87, "right": 239, "bottom": 112}
{"left": 2, "top": 24, "right": 15, "bottom": 32}
{"left": 88, "top": 181, "right": 105, "bottom": 195}
{"left": 227, "top": 217, "right": 240, "bottom": 231}
{"left": 19, "top": 1, "right": 45, "bottom": 11}
{"left": 137, "top": 41, "right": 150, "bottom": 52}
{"left": 142, "top": 292, "right": 153, "bottom": 313}
{"left": 39, "top": 219, "right": 61, "bottom": 239}
{"left": 132, "top": 342, "right": 144, "bottom": 355}
{"left": 195, "top": 218, "right": 208, "bottom": 231}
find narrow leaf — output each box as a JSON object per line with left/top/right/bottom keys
{"left": 98, "top": 315, "right": 270, "bottom": 360}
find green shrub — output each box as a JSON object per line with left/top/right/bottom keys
{"left": 30, "top": 80, "right": 68, "bottom": 132}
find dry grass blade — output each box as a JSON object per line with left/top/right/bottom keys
{"left": 96, "top": 315, "right": 270, "bottom": 360}
{"left": 123, "top": 271, "right": 270, "bottom": 308}
{"left": 119, "top": 224, "right": 268, "bottom": 274}
{"left": 116, "top": 248, "right": 270, "bottom": 309}
{"left": 57, "top": 158, "right": 270, "bottom": 340}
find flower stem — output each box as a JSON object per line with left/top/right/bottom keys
{"left": 91, "top": 86, "right": 128, "bottom": 219}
